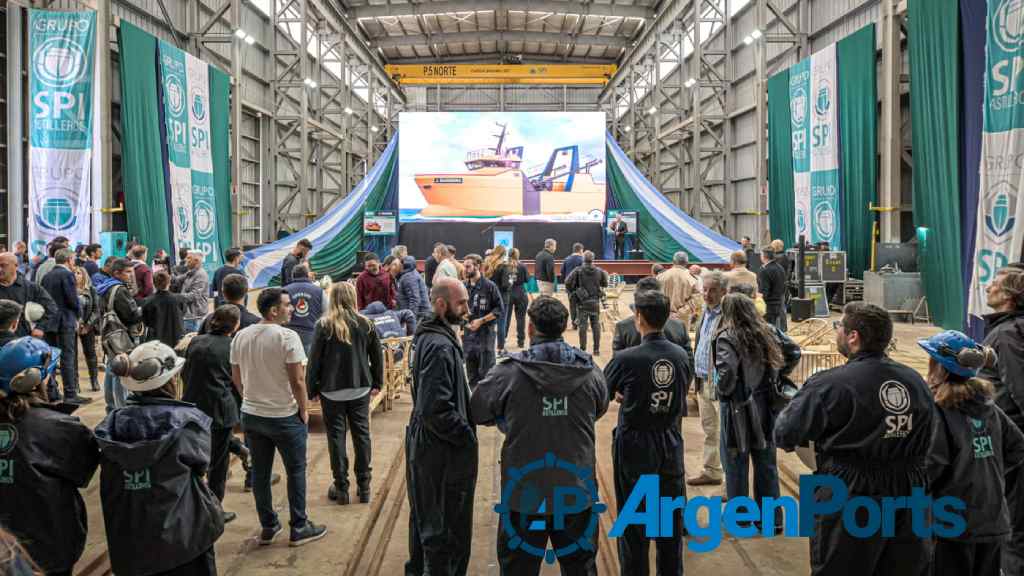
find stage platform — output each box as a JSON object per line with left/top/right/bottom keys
{"left": 415, "top": 259, "right": 727, "bottom": 279}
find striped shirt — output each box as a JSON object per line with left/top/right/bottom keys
{"left": 694, "top": 306, "right": 721, "bottom": 380}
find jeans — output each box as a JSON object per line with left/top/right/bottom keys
{"left": 577, "top": 307, "right": 601, "bottom": 354}
{"left": 321, "top": 395, "right": 372, "bottom": 492}
{"left": 503, "top": 291, "right": 528, "bottom": 347}
{"left": 183, "top": 318, "right": 201, "bottom": 334}
{"left": 208, "top": 426, "right": 233, "bottom": 502}
{"left": 45, "top": 330, "right": 78, "bottom": 398}
{"left": 79, "top": 329, "right": 99, "bottom": 389}
{"left": 496, "top": 509, "right": 597, "bottom": 576}
{"left": 104, "top": 360, "right": 129, "bottom": 413}
{"left": 719, "top": 401, "right": 780, "bottom": 520}
{"left": 465, "top": 346, "right": 496, "bottom": 390}
{"left": 242, "top": 412, "right": 309, "bottom": 530}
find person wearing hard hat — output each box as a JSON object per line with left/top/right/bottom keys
{"left": 922, "top": 331, "right": 1024, "bottom": 575}
{"left": 95, "top": 341, "right": 225, "bottom": 576}
{"left": 0, "top": 336, "right": 100, "bottom": 576}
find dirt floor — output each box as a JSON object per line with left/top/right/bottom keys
{"left": 68, "top": 290, "right": 942, "bottom": 576}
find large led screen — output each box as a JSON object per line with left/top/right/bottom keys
{"left": 399, "top": 112, "right": 606, "bottom": 221}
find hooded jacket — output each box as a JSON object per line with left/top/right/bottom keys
{"left": 0, "top": 406, "right": 99, "bottom": 574}
{"left": 397, "top": 256, "right": 431, "bottom": 317}
{"left": 96, "top": 279, "right": 144, "bottom": 333}
{"left": 470, "top": 337, "right": 608, "bottom": 512}
{"left": 362, "top": 301, "right": 416, "bottom": 338}
{"left": 981, "top": 310, "right": 1024, "bottom": 429}
{"left": 95, "top": 396, "right": 224, "bottom": 576}
{"left": 409, "top": 314, "right": 477, "bottom": 480}
{"left": 356, "top": 268, "right": 395, "bottom": 311}
{"left": 774, "top": 351, "right": 936, "bottom": 496}
{"left": 929, "top": 393, "right": 1024, "bottom": 542}
{"left": 306, "top": 314, "right": 383, "bottom": 399}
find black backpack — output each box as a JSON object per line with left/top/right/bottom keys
{"left": 100, "top": 286, "right": 136, "bottom": 357}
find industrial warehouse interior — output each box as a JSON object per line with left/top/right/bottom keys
{"left": 0, "top": 0, "right": 1020, "bottom": 575}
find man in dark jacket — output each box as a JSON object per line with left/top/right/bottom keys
{"left": 356, "top": 254, "right": 395, "bottom": 311}
{"left": 980, "top": 266, "right": 1024, "bottom": 572}
{"left": 535, "top": 239, "right": 557, "bottom": 296}
{"left": 397, "top": 255, "right": 431, "bottom": 318}
{"left": 0, "top": 336, "right": 100, "bottom": 576}
{"left": 82, "top": 243, "right": 102, "bottom": 278}
{"left": 471, "top": 296, "right": 608, "bottom": 574}
{"left": 612, "top": 277, "right": 693, "bottom": 367}
{"left": 211, "top": 247, "right": 246, "bottom": 308}
{"left": 406, "top": 277, "right": 477, "bottom": 576}
{"left": 774, "top": 302, "right": 935, "bottom": 576}
{"left": 462, "top": 254, "right": 504, "bottom": 390}
{"left": 183, "top": 305, "right": 241, "bottom": 522}
{"left": 40, "top": 248, "right": 85, "bottom": 403}
{"left": 561, "top": 243, "right": 585, "bottom": 327}
{"left": 141, "top": 270, "right": 185, "bottom": 348}
{"left": 610, "top": 213, "right": 629, "bottom": 260}
{"left": 362, "top": 301, "right": 416, "bottom": 339}
{"left": 605, "top": 289, "right": 690, "bottom": 575}
{"left": 96, "top": 340, "right": 224, "bottom": 576}
{"left": 424, "top": 242, "right": 443, "bottom": 288}
{"left": 280, "top": 238, "right": 312, "bottom": 287}
{"left": 565, "top": 251, "right": 608, "bottom": 356}
{"left": 96, "top": 259, "right": 145, "bottom": 413}
{"left": 758, "top": 248, "right": 788, "bottom": 331}
{"left": 200, "top": 273, "right": 260, "bottom": 334}
{"left": 284, "top": 264, "right": 324, "bottom": 353}
{"left": 0, "top": 252, "right": 56, "bottom": 338}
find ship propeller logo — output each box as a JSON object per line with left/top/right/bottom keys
{"left": 165, "top": 75, "right": 185, "bottom": 116}
{"left": 993, "top": 0, "right": 1024, "bottom": 53}
{"left": 814, "top": 80, "right": 832, "bottom": 118}
{"left": 495, "top": 453, "right": 605, "bottom": 564}
{"left": 790, "top": 87, "right": 807, "bottom": 127}
{"left": 984, "top": 181, "right": 1018, "bottom": 241}
{"left": 33, "top": 38, "right": 86, "bottom": 88}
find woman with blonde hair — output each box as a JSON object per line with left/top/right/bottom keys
{"left": 306, "top": 281, "right": 383, "bottom": 505}
{"left": 484, "top": 245, "right": 513, "bottom": 354}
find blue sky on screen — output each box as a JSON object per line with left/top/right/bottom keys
{"left": 398, "top": 112, "right": 606, "bottom": 209}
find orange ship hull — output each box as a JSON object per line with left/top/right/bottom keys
{"left": 415, "top": 169, "right": 605, "bottom": 217}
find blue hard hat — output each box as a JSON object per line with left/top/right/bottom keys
{"left": 0, "top": 337, "right": 61, "bottom": 397}
{"left": 918, "top": 330, "right": 983, "bottom": 378}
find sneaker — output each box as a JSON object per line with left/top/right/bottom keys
{"left": 222, "top": 511, "right": 237, "bottom": 524}
{"left": 259, "top": 523, "right": 283, "bottom": 546}
{"left": 63, "top": 395, "right": 93, "bottom": 405}
{"left": 289, "top": 522, "right": 328, "bottom": 547}
{"left": 328, "top": 484, "right": 349, "bottom": 505}
{"left": 686, "top": 473, "right": 723, "bottom": 486}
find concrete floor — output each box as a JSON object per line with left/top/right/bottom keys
{"left": 67, "top": 294, "right": 942, "bottom": 576}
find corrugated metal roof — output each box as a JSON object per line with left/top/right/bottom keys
{"left": 345, "top": 0, "right": 659, "bottom": 63}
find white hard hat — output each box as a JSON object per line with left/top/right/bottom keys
{"left": 24, "top": 302, "right": 44, "bottom": 323}
{"left": 117, "top": 341, "right": 185, "bottom": 392}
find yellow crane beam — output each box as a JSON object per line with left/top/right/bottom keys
{"left": 385, "top": 64, "right": 617, "bottom": 85}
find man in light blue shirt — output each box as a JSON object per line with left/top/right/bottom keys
{"left": 687, "top": 270, "right": 726, "bottom": 486}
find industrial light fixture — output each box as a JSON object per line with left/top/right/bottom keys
{"left": 646, "top": 105, "right": 657, "bottom": 115}
{"left": 303, "top": 78, "right": 318, "bottom": 88}
{"left": 234, "top": 28, "right": 248, "bottom": 39}
{"left": 370, "top": 125, "right": 379, "bottom": 133}
{"left": 623, "top": 125, "right": 632, "bottom": 133}
{"left": 751, "top": 29, "right": 763, "bottom": 40}
{"left": 684, "top": 77, "right": 697, "bottom": 88}
{"left": 743, "top": 35, "right": 754, "bottom": 45}
{"left": 244, "top": 34, "right": 255, "bottom": 45}
{"left": 343, "top": 106, "right": 354, "bottom": 115}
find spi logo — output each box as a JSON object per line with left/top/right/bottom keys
{"left": 813, "top": 202, "right": 836, "bottom": 241}
{"left": 880, "top": 380, "right": 913, "bottom": 439}
{"left": 790, "top": 86, "right": 807, "bottom": 127}
{"left": 194, "top": 200, "right": 216, "bottom": 240}
{"left": 495, "top": 453, "right": 606, "bottom": 564}
{"left": 35, "top": 191, "right": 78, "bottom": 232}
{"left": 983, "top": 181, "right": 1018, "bottom": 243}
{"left": 990, "top": 0, "right": 1024, "bottom": 98}
{"left": 32, "top": 37, "right": 89, "bottom": 122}
{"left": 814, "top": 80, "right": 832, "bottom": 118}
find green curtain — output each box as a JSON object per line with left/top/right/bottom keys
{"left": 210, "top": 67, "right": 232, "bottom": 255}
{"left": 118, "top": 22, "right": 172, "bottom": 258}
{"left": 606, "top": 151, "right": 689, "bottom": 263}
{"left": 838, "top": 24, "right": 878, "bottom": 279}
{"left": 909, "top": 0, "right": 963, "bottom": 329}
{"left": 305, "top": 150, "right": 398, "bottom": 282}
{"left": 767, "top": 69, "right": 795, "bottom": 247}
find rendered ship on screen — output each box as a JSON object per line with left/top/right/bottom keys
{"left": 414, "top": 123, "right": 605, "bottom": 217}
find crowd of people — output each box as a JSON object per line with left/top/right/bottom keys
{"left": 0, "top": 234, "right": 1023, "bottom": 576}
